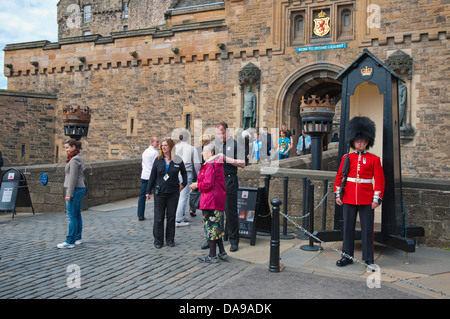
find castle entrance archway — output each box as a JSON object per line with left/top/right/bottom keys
{"left": 275, "top": 62, "right": 344, "bottom": 151}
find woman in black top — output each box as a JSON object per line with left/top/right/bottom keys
{"left": 146, "top": 138, "right": 187, "bottom": 248}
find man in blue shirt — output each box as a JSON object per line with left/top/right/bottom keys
{"left": 248, "top": 131, "right": 264, "bottom": 163}
{"left": 296, "top": 130, "right": 311, "bottom": 155}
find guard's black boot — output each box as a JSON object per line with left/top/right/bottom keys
{"left": 366, "top": 260, "right": 376, "bottom": 272}
{"left": 336, "top": 257, "right": 353, "bottom": 267}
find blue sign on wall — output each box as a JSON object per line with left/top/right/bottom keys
{"left": 40, "top": 173, "right": 48, "bottom": 186}
{"left": 296, "top": 42, "right": 347, "bottom": 53}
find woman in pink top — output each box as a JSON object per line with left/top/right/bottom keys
{"left": 190, "top": 143, "right": 227, "bottom": 263}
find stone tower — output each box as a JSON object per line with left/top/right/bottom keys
{"left": 57, "top": 0, "right": 172, "bottom": 40}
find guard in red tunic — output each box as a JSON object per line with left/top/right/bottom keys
{"left": 334, "top": 116, "right": 385, "bottom": 267}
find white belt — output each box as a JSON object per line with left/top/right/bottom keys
{"left": 347, "top": 177, "right": 372, "bottom": 183}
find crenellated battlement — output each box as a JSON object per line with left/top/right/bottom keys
{"left": 4, "top": 27, "right": 448, "bottom": 79}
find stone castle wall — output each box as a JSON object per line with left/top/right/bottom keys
{"left": 3, "top": 0, "right": 449, "bottom": 179}
{"left": 0, "top": 90, "right": 57, "bottom": 166}
{"left": 6, "top": 159, "right": 141, "bottom": 213}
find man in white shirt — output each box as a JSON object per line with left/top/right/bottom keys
{"left": 175, "top": 131, "right": 201, "bottom": 226}
{"left": 137, "top": 136, "right": 160, "bottom": 221}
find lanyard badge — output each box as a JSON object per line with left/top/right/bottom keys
{"left": 164, "top": 160, "right": 170, "bottom": 181}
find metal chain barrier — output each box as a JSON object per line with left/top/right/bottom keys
{"left": 283, "top": 182, "right": 331, "bottom": 221}
{"left": 276, "top": 187, "right": 450, "bottom": 298}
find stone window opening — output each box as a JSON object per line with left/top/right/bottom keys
{"left": 123, "top": 2, "right": 129, "bottom": 19}
{"left": 83, "top": 5, "right": 92, "bottom": 23}
{"left": 343, "top": 10, "right": 350, "bottom": 27}
{"left": 291, "top": 11, "right": 306, "bottom": 45}
{"left": 185, "top": 114, "right": 191, "bottom": 130}
{"left": 337, "top": 6, "right": 354, "bottom": 41}
{"left": 130, "top": 118, "right": 134, "bottom": 134}
{"left": 294, "top": 15, "right": 304, "bottom": 41}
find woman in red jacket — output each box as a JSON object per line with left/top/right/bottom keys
{"left": 190, "top": 143, "right": 227, "bottom": 263}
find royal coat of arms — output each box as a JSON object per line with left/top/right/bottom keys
{"left": 313, "top": 10, "right": 330, "bottom": 37}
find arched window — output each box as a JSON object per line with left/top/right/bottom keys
{"left": 296, "top": 16, "right": 304, "bottom": 33}
{"left": 338, "top": 7, "right": 353, "bottom": 40}
{"left": 291, "top": 12, "right": 305, "bottom": 44}
{"left": 342, "top": 9, "right": 351, "bottom": 28}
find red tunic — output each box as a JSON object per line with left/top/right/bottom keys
{"left": 334, "top": 151, "right": 385, "bottom": 205}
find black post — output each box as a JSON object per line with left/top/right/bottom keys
{"left": 264, "top": 175, "right": 271, "bottom": 199}
{"left": 308, "top": 183, "right": 316, "bottom": 247}
{"left": 301, "top": 182, "right": 322, "bottom": 251}
{"left": 310, "top": 133, "right": 324, "bottom": 170}
{"left": 297, "top": 177, "right": 309, "bottom": 239}
{"left": 269, "top": 199, "right": 281, "bottom": 272}
{"left": 321, "top": 179, "right": 328, "bottom": 230}
{"left": 258, "top": 175, "right": 272, "bottom": 237}
{"left": 281, "top": 176, "right": 295, "bottom": 239}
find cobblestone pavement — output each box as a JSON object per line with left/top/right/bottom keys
{"left": 0, "top": 199, "right": 443, "bottom": 301}
{"left": 0, "top": 203, "right": 250, "bottom": 299}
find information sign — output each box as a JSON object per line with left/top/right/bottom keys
{"left": 237, "top": 187, "right": 271, "bottom": 245}
{"left": 0, "top": 168, "right": 34, "bottom": 218}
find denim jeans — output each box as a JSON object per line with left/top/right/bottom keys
{"left": 175, "top": 171, "right": 193, "bottom": 222}
{"left": 137, "top": 179, "right": 149, "bottom": 219}
{"left": 65, "top": 188, "right": 86, "bottom": 244}
{"left": 279, "top": 152, "right": 289, "bottom": 160}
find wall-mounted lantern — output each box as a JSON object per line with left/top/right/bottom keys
{"left": 63, "top": 105, "right": 92, "bottom": 141}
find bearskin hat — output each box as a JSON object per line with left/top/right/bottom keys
{"left": 346, "top": 116, "right": 376, "bottom": 150}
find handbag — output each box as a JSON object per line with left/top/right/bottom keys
{"left": 189, "top": 188, "right": 201, "bottom": 210}
{"left": 188, "top": 162, "right": 214, "bottom": 210}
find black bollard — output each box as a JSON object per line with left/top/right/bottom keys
{"left": 269, "top": 199, "right": 282, "bottom": 272}
{"left": 280, "top": 176, "right": 295, "bottom": 239}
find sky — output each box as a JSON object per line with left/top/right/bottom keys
{"left": 0, "top": 0, "right": 59, "bottom": 89}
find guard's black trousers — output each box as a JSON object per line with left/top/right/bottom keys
{"left": 224, "top": 174, "right": 239, "bottom": 245}
{"left": 342, "top": 203, "right": 375, "bottom": 263}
